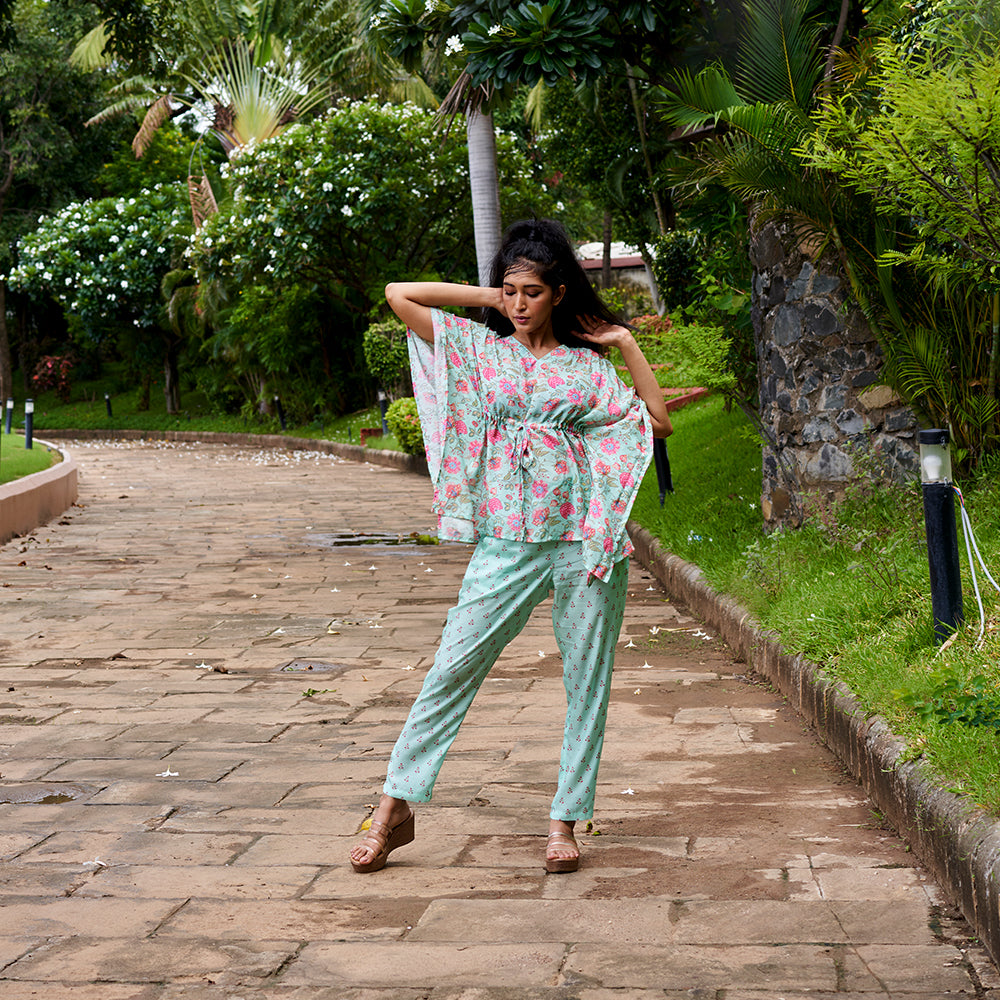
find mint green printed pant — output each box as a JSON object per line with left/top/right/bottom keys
{"left": 383, "top": 536, "right": 628, "bottom": 820}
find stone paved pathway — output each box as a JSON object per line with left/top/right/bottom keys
{"left": 0, "top": 439, "right": 998, "bottom": 999}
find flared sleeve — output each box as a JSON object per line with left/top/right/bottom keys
{"left": 406, "top": 309, "right": 485, "bottom": 542}
{"left": 576, "top": 361, "right": 654, "bottom": 579}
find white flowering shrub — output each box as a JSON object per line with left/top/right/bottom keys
{"left": 9, "top": 184, "right": 191, "bottom": 340}
{"left": 192, "top": 98, "right": 553, "bottom": 312}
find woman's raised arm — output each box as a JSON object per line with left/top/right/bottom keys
{"left": 385, "top": 282, "right": 504, "bottom": 342}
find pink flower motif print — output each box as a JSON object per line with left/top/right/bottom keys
{"left": 445, "top": 483, "right": 462, "bottom": 499}
{"left": 600, "top": 438, "right": 620, "bottom": 455}
{"left": 559, "top": 501, "right": 576, "bottom": 518}
{"left": 488, "top": 497, "right": 503, "bottom": 515}
{"left": 532, "top": 507, "right": 548, "bottom": 525}
{"left": 443, "top": 456, "right": 461, "bottom": 474}
{"left": 531, "top": 479, "right": 548, "bottom": 499}
{"left": 547, "top": 375, "right": 565, "bottom": 388}
{"left": 589, "top": 498, "right": 604, "bottom": 519}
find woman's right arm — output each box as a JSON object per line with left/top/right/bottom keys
{"left": 385, "top": 282, "right": 504, "bottom": 342}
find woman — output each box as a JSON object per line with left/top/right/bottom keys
{"left": 350, "top": 219, "right": 671, "bottom": 874}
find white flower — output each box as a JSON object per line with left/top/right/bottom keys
{"left": 322, "top": 181, "right": 333, "bottom": 192}
{"left": 445, "top": 34, "right": 463, "bottom": 55}
{"left": 341, "top": 205, "right": 353, "bottom": 217}
{"left": 488, "top": 23, "right": 502, "bottom": 35}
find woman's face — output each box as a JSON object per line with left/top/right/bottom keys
{"left": 501, "top": 263, "right": 566, "bottom": 338}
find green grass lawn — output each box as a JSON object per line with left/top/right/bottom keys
{"left": 639, "top": 396, "right": 1000, "bottom": 817}
{"left": 0, "top": 432, "right": 57, "bottom": 485}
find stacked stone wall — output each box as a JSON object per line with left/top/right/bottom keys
{"left": 750, "top": 220, "right": 919, "bottom": 527}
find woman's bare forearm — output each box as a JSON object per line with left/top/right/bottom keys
{"left": 385, "top": 282, "right": 504, "bottom": 341}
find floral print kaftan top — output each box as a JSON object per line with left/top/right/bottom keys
{"left": 408, "top": 309, "right": 653, "bottom": 581}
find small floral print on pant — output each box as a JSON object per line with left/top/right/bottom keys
{"left": 383, "top": 536, "right": 628, "bottom": 821}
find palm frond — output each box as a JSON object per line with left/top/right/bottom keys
{"left": 188, "top": 174, "right": 219, "bottom": 230}
{"left": 737, "top": 0, "right": 825, "bottom": 109}
{"left": 70, "top": 23, "right": 112, "bottom": 71}
{"left": 132, "top": 95, "right": 176, "bottom": 158}
{"left": 524, "top": 78, "right": 547, "bottom": 133}
{"left": 654, "top": 66, "right": 744, "bottom": 129}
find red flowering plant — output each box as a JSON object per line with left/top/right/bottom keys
{"left": 32, "top": 354, "right": 75, "bottom": 403}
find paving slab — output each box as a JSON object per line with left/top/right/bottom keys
{"left": 0, "top": 439, "right": 996, "bottom": 998}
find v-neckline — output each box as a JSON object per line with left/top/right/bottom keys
{"left": 510, "top": 336, "right": 562, "bottom": 361}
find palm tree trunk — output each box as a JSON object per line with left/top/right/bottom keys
{"left": 0, "top": 280, "right": 12, "bottom": 405}
{"left": 467, "top": 110, "right": 502, "bottom": 285}
{"left": 602, "top": 210, "right": 613, "bottom": 288}
{"left": 163, "top": 338, "right": 182, "bottom": 414}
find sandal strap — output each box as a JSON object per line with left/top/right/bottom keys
{"left": 546, "top": 832, "right": 578, "bottom": 848}
{"left": 360, "top": 819, "right": 391, "bottom": 852}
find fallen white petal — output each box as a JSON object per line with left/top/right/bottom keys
{"left": 623, "top": 639, "right": 636, "bottom": 648}
{"left": 194, "top": 662, "right": 212, "bottom": 669}
{"left": 640, "top": 661, "right": 653, "bottom": 669}
{"left": 622, "top": 788, "right": 635, "bottom": 795}
{"left": 156, "top": 769, "right": 179, "bottom": 777}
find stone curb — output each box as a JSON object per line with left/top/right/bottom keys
{"left": 0, "top": 440, "right": 78, "bottom": 545}
{"left": 627, "top": 521, "right": 1000, "bottom": 968}
{"left": 33, "top": 427, "right": 429, "bottom": 475}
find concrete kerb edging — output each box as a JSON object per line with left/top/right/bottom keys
{"left": 627, "top": 521, "right": 1000, "bottom": 967}
{"left": 0, "top": 440, "right": 78, "bottom": 545}
{"left": 34, "top": 427, "right": 429, "bottom": 475}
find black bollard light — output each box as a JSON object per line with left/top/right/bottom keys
{"left": 919, "top": 428, "right": 963, "bottom": 643}
{"left": 24, "top": 398, "right": 33, "bottom": 450}
{"left": 378, "top": 390, "right": 389, "bottom": 435}
{"left": 105, "top": 393, "right": 113, "bottom": 418}
{"left": 273, "top": 395, "right": 287, "bottom": 431}
{"left": 4, "top": 397, "right": 12, "bottom": 434}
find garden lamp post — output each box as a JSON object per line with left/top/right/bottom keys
{"left": 24, "top": 399, "right": 33, "bottom": 450}
{"left": 4, "top": 398, "right": 12, "bottom": 435}
{"left": 378, "top": 390, "right": 389, "bottom": 436}
{"left": 919, "top": 428, "right": 962, "bottom": 643}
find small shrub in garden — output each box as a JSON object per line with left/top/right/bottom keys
{"left": 386, "top": 397, "right": 424, "bottom": 456}
{"left": 33, "top": 355, "right": 75, "bottom": 403}
{"left": 363, "top": 318, "right": 411, "bottom": 397}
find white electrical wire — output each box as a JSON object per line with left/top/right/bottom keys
{"left": 953, "top": 485, "right": 1000, "bottom": 646}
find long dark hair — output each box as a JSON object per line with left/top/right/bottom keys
{"left": 481, "top": 218, "right": 621, "bottom": 352}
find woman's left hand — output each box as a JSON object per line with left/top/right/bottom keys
{"left": 576, "top": 315, "right": 631, "bottom": 349}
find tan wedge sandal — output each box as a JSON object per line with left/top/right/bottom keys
{"left": 545, "top": 830, "right": 580, "bottom": 873}
{"left": 350, "top": 810, "right": 414, "bottom": 873}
